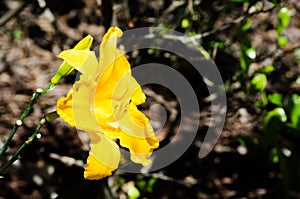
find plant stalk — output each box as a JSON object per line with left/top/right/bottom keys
{"left": 0, "top": 83, "right": 54, "bottom": 160}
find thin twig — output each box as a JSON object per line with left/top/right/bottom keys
{"left": 0, "top": 83, "right": 54, "bottom": 160}
{"left": 0, "top": 118, "right": 45, "bottom": 175}
{"left": 0, "top": 111, "right": 59, "bottom": 175}
{"left": 0, "top": 1, "right": 27, "bottom": 27}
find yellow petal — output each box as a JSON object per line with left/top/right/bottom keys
{"left": 118, "top": 103, "right": 159, "bottom": 166}
{"left": 129, "top": 77, "right": 146, "bottom": 105}
{"left": 94, "top": 76, "right": 143, "bottom": 120}
{"left": 96, "top": 27, "right": 130, "bottom": 93}
{"left": 72, "top": 76, "right": 101, "bottom": 132}
{"left": 56, "top": 88, "right": 75, "bottom": 126}
{"left": 84, "top": 133, "right": 120, "bottom": 180}
{"left": 102, "top": 27, "right": 123, "bottom": 43}
{"left": 57, "top": 49, "right": 98, "bottom": 77}
{"left": 57, "top": 74, "right": 102, "bottom": 133}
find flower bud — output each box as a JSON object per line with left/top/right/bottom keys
{"left": 50, "top": 35, "right": 93, "bottom": 85}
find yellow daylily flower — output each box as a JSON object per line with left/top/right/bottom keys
{"left": 56, "top": 27, "right": 159, "bottom": 180}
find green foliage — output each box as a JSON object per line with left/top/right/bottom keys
{"left": 115, "top": 175, "right": 158, "bottom": 198}
{"left": 13, "top": 29, "right": 23, "bottom": 39}
{"left": 181, "top": 18, "right": 190, "bottom": 29}
{"left": 277, "top": 7, "right": 290, "bottom": 33}
{"left": 268, "top": 93, "right": 283, "bottom": 107}
{"left": 127, "top": 183, "right": 140, "bottom": 199}
{"left": 136, "top": 176, "right": 157, "bottom": 193}
{"left": 270, "top": 148, "right": 279, "bottom": 163}
{"left": 277, "top": 36, "right": 288, "bottom": 47}
{"left": 238, "top": 33, "right": 253, "bottom": 72}
{"left": 287, "top": 94, "right": 300, "bottom": 129}
{"left": 293, "top": 48, "right": 300, "bottom": 65}
{"left": 263, "top": 107, "right": 287, "bottom": 147}
{"left": 241, "top": 19, "right": 252, "bottom": 32}
{"left": 257, "top": 65, "right": 275, "bottom": 73}
{"left": 276, "top": 7, "right": 290, "bottom": 46}
{"left": 250, "top": 73, "right": 267, "bottom": 92}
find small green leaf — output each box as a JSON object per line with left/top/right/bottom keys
{"left": 13, "top": 29, "right": 23, "bottom": 39}
{"left": 246, "top": 47, "right": 256, "bottom": 59}
{"left": 258, "top": 65, "right": 275, "bottom": 73}
{"left": 251, "top": 73, "right": 267, "bottom": 92}
{"left": 268, "top": 93, "right": 283, "bottom": 107}
{"left": 278, "top": 36, "right": 288, "bottom": 46}
{"left": 137, "top": 179, "right": 146, "bottom": 189}
{"left": 188, "top": 31, "right": 196, "bottom": 36}
{"left": 127, "top": 184, "right": 140, "bottom": 199}
{"left": 241, "top": 19, "right": 252, "bottom": 31}
{"left": 262, "top": 91, "right": 268, "bottom": 107}
{"left": 278, "top": 7, "right": 290, "bottom": 31}
{"left": 181, "top": 18, "right": 190, "bottom": 29}
{"left": 147, "top": 178, "right": 157, "bottom": 193}
{"left": 263, "top": 108, "right": 287, "bottom": 147}
{"left": 294, "top": 48, "right": 300, "bottom": 65}
{"left": 287, "top": 94, "right": 300, "bottom": 129}
{"left": 296, "top": 77, "right": 300, "bottom": 85}
{"left": 270, "top": 148, "right": 279, "bottom": 163}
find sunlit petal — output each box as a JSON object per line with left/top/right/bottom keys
{"left": 84, "top": 133, "right": 120, "bottom": 180}
{"left": 57, "top": 88, "right": 75, "bottom": 126}
{"left": 72, "top": 76, "right": 101, "bottom": 132}
{"left": 118, "top": 103, "right": 159, "bottom": 166}
{"left": 129, "top": 77, "right": 146, "bottom": 105}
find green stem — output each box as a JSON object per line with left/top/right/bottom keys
{"left": 276, "top": 144, "right": 290, "bottom": 199}
{"left": 0, "top": 83, "right": 54, "bottom": 160}
{"left": 0, "top": 118, "right": 46, "bottom": 175}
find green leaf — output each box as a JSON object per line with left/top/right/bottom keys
{"left": 241, "top": 19, "right": 252, "bottom": 31}
{"left": 278, "top": 36, "right": 288, "bottom": 46}
{"left": 181, "top": 18, "right": 190, "bottom": 29}
{"left": 270, "top": 148, "right": 279, "bottom": 163}
{"left": 188, "top": 31, "right": 196, "bottom": 36}
{"left": 251, "top": 73, "right": 267, "bottom": 92}
{"left": 296, "top": 77, "right": 300, "bottom": 85}
{"left": 287, "top": 94, "right": 300, "bottom": 129}
{"left": 268, "top": 93, "right": 283, "bottom": 107}
{"left": 262, "top": 91, "right": 268, "bottom": 107}
{"left": 127, "top": 183, "right": 140, "bottom": 199}
{"left": 263, "top": 108, "right": 287, "bottom": 147}
{"left": 246, "top": 47, "right": 256, "bottom": 59}
{"left": 294, "top": 48, "right": 300, "bottom": 65}
{"left": 13, "top": 29, "right": 23, "bottom": 39}
{"left": 147, "top": 178, "right": 157, "bottom": 193}
{"left": 257, "top": 65, "right": 275, "bottom": 73}
{"left": 137, "top": 179, "right": 146, "bottom": 190}
{"left": 277, "top": 7, "right": 290, "bottom": 35}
